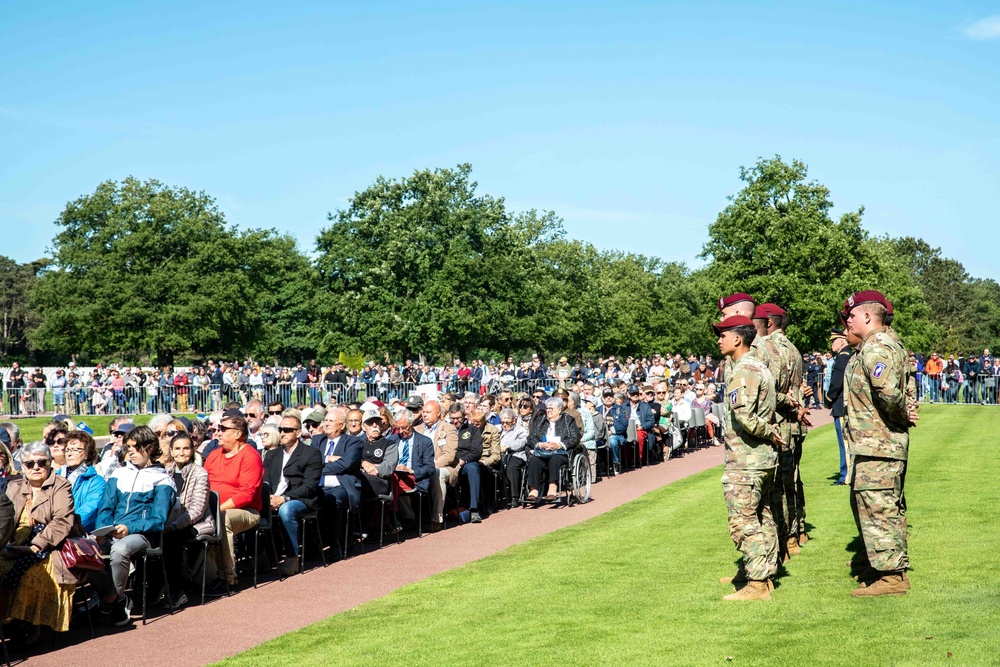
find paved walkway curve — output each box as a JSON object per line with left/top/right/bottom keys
{"left": 24, "top": 411, "right": 833, "bottom": 666}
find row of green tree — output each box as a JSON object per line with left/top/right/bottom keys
{"left": 2, "top": 158, "right": 996, "bottom": 367}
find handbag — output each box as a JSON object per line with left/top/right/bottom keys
{"left": 60, "top": 536, "right": 105, "bottom": 571}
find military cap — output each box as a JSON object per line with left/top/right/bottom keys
{"left": 711, "top": 315, "right": 755, "bottom": 336}
{"left": 717, "top": 292, "right": 755, "bottom": 312}
{"left": 829, "top": 327, "right": 847, "bottom": 341}
{"left": 840, "top": 290, "right": 890, "bottom": 322}
{"left": 551, "top": 387, "right": 569, "bottom": 398}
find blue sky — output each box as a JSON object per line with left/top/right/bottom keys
{"left": 2, "top": 2, "right": 998, "bottom": 279}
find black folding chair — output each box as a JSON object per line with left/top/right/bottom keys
{"left": 141, "top": 531, "right": 175, "bottom": 625}
{"left": 189, "top": 491, "right": 228, "bottom": 605}
{"left": 253, "top": 482, "right": 281, "bottom": 588}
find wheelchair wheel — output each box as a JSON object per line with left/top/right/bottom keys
{"left": 571, "top": 452, "right": 591, "bottom": 504}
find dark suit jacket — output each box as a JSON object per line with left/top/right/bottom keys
{"left": 263, "top": 442, "right": 323, "bottom": 509}
{"left": 389, "top": 431, "right": 435, "bottom": 493}
{"left": 825, "top": 349, "right": 851, "bottom": 418}
{"left": 311, "top": 433, "right": 363, "bottom": 510}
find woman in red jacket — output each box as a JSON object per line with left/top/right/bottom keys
{"left": 202, "top": 413, "right": 263, "bottom": 594}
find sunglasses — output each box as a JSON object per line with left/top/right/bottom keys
{"left": 22, "top": 459, "right": 49, "bottom": 470}
{"left": 50, "top": 438, "right": 66, "bottom": 447}
{"left": 216, "top": 425, "right": 234, "bottom": 433}
{"left": 165, "top": 430, "right": 181, "bottom": 437}
{"left": 268, "top": 410, "right": 283, "bottom": 416}
{"left": 245, "top": 413, "right": 260, "bottom": 420}
{"left": 278, "top": 427, "right": 298, "bottom": 434}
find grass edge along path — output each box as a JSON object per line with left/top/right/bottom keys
{"left": 219, "top": 406, "right": 997, "bottom": 667}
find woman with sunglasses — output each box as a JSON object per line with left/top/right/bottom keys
{"left": 60, "top": 431, "right": 106, "bottom": 532}
{"left": 160, "top": 433, "right": 213, "bottom": 608}
{"left": 0, "top": 441, "right": 76, "bottom": 642}
{"left": 158, "top": 418, "right": 190, "bottom": 466}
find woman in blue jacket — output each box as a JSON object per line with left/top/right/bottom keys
{"left": 90, "top": 426, "right": 176, "bottom": 627}
{"left": 60, "top": 430, "right": 106, "bottom": 532}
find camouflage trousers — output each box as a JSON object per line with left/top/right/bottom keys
{"left": 723, "top": 467, "right": 778, "bottom": 581}
{"left": 792, "top": 433, "right": 806, "bottom": 531}
{"left": 770, "top": 428, "right": 805, "bottom": 542}
{"left": 850, "top": 455, "right": 908, "bottom": 572}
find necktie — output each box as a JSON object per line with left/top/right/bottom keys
{"left": 327, "top": 437, "right": 338, "bottom": 458}
{"left": 401, "top": 438, "right": 411, "bottom": 466}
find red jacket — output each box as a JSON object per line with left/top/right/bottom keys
{"left": 204, "top": 444, "right": 264, "bottom": 511}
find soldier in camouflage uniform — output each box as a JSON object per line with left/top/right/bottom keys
{"left": 753, "top": 303, "right": 805, "bottom": 558}
{"left": 841, "top": 290, "right": 911, "bottom": 597}
{"left": 721, "top": 294, "right": 800, "bottom": 561}
{"left": 761, "top": 304, "right": 812, "bottom": 549}
{"left": 713, "top": 315, "right": 785, "bottom": 601}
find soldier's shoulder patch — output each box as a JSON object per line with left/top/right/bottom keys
{"left": 729, "top": 389, "right": 738, "bottom": 406}
{"left": 872, "top": 362, "right": 886, "bottom": 378}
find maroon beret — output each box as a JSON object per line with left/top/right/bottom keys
{"left": 717, "top": 292, "right": 755, "bottom": 312}
{"left": 840, "top": 290, "right": 890, "bottom": 323}
{"left": 756, "top": 303, "right": 787, "bottom": 318}
{"left": 711, "top": 315, "right": 755, "bottom": 336}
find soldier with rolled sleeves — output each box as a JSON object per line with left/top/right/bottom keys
{"left": 840, "top": 290, "right": 912, "bottom": 596}
{"left": 713, "top": 315, "right": 784, "bottom": 601}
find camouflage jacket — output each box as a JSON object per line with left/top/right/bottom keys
{"left": 843, "top": 327, "right": 910, "bottom": 460}
{"left": 723, "top": 335, "right": 792, "bottom": 417}
{"left": 771, "top": 330, "right": 808, "bottom": 437}
{"left": 723, "top": 352, "right": 778, "bottom": 470}
{"left": 885, "top": 325, "right": 919, "bottom": 415}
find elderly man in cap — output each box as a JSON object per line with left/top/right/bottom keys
{"left": 825, "top": 328, "right": 852, "bottom": 485}
{"left": 625, "top": 385, "right": 655, "bottom": 466}
{"left": 714, "top": 315, "right": 783, "bottom": 601}
{"left": 404, "top": 395, "right": 424, "bottom": 428}
{"left": 840, "top": 291, "right": 913, "bottom": 596}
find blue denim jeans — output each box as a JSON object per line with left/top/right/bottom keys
{"left": 277, "top": 499, "right": 310, "bottom": 556}
{"left": 834, "top": 417, "right": 847, "bottom": 483}
{"left": 608, "top": 434, "right": 624, "bottom": 464}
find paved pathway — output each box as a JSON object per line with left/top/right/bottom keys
{"left": 23, "top": 410, "right": 833, "bottom": 666}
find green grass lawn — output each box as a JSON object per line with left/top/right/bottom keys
{"left": 219, "top": 406, "right": 996, "bottom": 667}
{"left": 6, "top": 413, "right": 190, "bottom": 443}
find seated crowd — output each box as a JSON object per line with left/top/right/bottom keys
{"left": 0, "top": 353, "right": 728, "bottom": 648}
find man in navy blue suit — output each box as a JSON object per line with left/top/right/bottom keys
{"left": 390, "top": 408, "right": 435, "bottom": 528}
{"left": 312, "top": 406, "right": 362, "bottom": 557}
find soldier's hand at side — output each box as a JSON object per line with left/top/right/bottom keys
{"left": 802, "top": 385, "right": 814, "bottom": 398}
{"left": 797, "top": 407, "right": 812, "bottom": 426}
{"left": 908, "top": 410, "right": 919, "bottom": 426}
{"left": 772, "top": 431, "right": 785, "bottom": 448}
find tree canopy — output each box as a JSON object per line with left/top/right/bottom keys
{"left": 9, "top": 160, "right": 998, "bottom": 365}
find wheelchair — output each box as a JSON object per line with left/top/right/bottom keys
{"left": 519, "top": 446, "right": 591, "bottom": 506}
